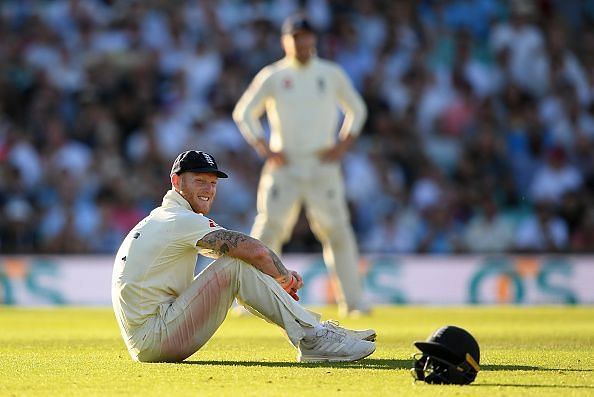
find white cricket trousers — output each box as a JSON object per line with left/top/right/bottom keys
{"left": 251, "top": 160, "right": 366, "bottom": 314}
{"left": 128, "top": 256, "right": 320, "bottom": 362}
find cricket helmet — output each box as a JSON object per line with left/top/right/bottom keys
{"left": 411, "top": 325, "right": 480, "bottom": 385}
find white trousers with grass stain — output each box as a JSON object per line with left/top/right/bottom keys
{"left": 125, "top": 257, "right": 320, "bottom": 362}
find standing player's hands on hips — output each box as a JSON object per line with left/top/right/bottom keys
{"left": 318, "top": 135, "right": 356, "bottom": 163}
{"left": 318, "top": 146, "right": 344, "bottom": 163}
{"left": 265, "top": 151, "right": 288, "bottom": 169}
{"left": 253, "top": 139, "right": 288, "bottom": 169}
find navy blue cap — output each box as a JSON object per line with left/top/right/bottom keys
{"left": 171, "top": 150, "right": 228, "bottom": 178}
{"left": 281, "top": 14, "right": 316, "bottom": 35}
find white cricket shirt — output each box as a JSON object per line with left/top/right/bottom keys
{"left": 111, "top": 189, "right": 224, "bottom": 333}
{"left": 233, "top": 56, "right": 367, "bottom": 161}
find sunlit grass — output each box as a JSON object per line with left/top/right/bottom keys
{"left": 0, "top": 306, "right": 592, "bottom": 396}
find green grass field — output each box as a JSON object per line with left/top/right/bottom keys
{"left": 1, "top": 306, "right": 593, "bottom": 396}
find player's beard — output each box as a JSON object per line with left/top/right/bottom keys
{"left": 177, "top": 182, "right": 214, "bottom": 215}
{"left": 187, "top": 190, "right": 214, "bottom": 215}
{"left": 191, "top": 197, "right": 210, "bottom": 214}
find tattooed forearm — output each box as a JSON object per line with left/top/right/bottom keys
{"left": 198, "top": 229, "right": 289, "bottom": 278}
{"left": 219, "top": 243, "right": 229, "bottom": 255}
{"left": 198, "top": 230, "right": 249, "bottom": 255}
{"left": 268, "top": 248, "right": 289, "bottom": 277}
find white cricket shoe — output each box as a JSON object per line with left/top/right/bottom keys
{"left": 297, "top": 326, "right": 376, "bottom": 363}
{"left": 321, "top": 320, "right": 377, "bottom": 342}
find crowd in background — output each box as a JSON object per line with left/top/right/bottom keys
{"left": 1, "top": 0, "right": 594, "bottom": 255}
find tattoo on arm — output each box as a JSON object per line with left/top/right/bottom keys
{"left": 198, "top": 230, "right": 289, "bottom": 277}
{"left": 268, "top": 248, "right": 288, "bottom": 277}
{"left": 198, "top": 230, "right": 249, "bottom": 256}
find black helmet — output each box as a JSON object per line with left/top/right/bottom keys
{"left": 411, "top": 325, "right": 480, "bottom": 385}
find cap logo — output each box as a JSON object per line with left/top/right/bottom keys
{"left": 201, "top": 152, "right": 215, "bottom": 166}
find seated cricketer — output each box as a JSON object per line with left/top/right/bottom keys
{"left": 111, "top": 150, "right": 377, "bottom": 363}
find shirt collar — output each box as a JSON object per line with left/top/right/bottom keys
{"left": 162, "top": 189, "right": 193, "bottom": 211}
{"left": 284, "top": 55, "right": 318, "bottom": 69}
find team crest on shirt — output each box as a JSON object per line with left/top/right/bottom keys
{"left": 283, "top": 78, "right": 293, "bottom": 89}
{"left": 317, "top": 77, "right": 325, "bottom": 93}
{"left": 208, "top": 219, "right": 219, "bottom": 228}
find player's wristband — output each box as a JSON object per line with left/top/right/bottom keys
{"left": 275, "top": 274, "right": 300, "bottom": 301}
{"left": 276, "top": 274, "right": 297, "bottom": 290}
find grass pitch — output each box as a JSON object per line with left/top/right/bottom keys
{"left": 0, "top": 306, "right": 592, "bottom": 397}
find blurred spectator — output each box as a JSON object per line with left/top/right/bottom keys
{"left": 415, "top": 202, "right": 464, "bottom": 254}
{"left": 108, "top": 183, "right": 145, "bottom": 237}
{"left": 410, "top": 162, "right": 446, "bottom": 211}
{"left": 0, "top": 165, "right": 38, "bottom": 253}
{"left": 570, "top": 207, "right": 594, "bottom": 252}
{"left": 2, "top": 197, "right": 37, "bottom": 252}
{"left": 89, "top": 187, "right": 124, "bottom": 254}
{"left": 42, "top": 116, "right": 93, "bottom": 181}
{"left": 489, "top": 0, "right": 547, "bottom": 96}
{"left": 453, "top": 121, "right": 517, "bottom": 207}
{"left": 37, "top": 171, "right": 98, "bottom": 252}
{"left": 504, "top": 94, "right": 551, "bottom": 198}
{"left": 328, "top": 14, "right": 376, "bottom": 91}
{"left": 351, "top": 2, "right": 387, "bottom": 52}
{"left": 514, "top": 200, "right": 569, "bottom": 253}
{"left": 363, "top": 208, "right": 419, "bottom": 254}
{"left": 463, "top": 195, "right": 515, "bottom": 253}
{"left": 529, "top": 146, "right": 582, "bottom": 204}
{"left": 558, "top": 190, "right": 587, "bottom": 238}
{"left": 5, "top": 127, "right": 43, "bottom": 190}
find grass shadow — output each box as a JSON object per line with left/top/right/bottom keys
{"left": 178, "top": 360, "right": 593, "bottom": 379}
{"left": 475, "top": 383, "right": 594, "bottom": 390}
{"left": 482, "top": 364, "right": 592, "bottom": 372}
{"left": 180, "top": 358, "right": 410, "bottom": 369}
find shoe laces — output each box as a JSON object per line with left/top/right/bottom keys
{"left": 321, "top": 320, "right": 347, "bottom": 336}
{"left": 316, "top": 326, "right": 346, "bottom": 343}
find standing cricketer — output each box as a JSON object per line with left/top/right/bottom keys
{"left": 233, "top": 14, "right": 369, "bottom": 316}
{"left": 111, "top": 150, "right": 376, "bottom": 363}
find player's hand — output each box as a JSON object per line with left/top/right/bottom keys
{"left": 276, "top": 274, "right": 299, "bottom": 300}
{"left": 287, "top": 270, "right": 303, "bottom": 301}
{"left": 266, "top": 152, "right": 288, "bottom": 169}
{"left": 318, "top": 145, "right": 346, "bottom": 163}
{"left": 275, "top": 270, "right": 303, "bottom": 301}
{"left": 319, "top": 135, "right": 356, "bottom": 163}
